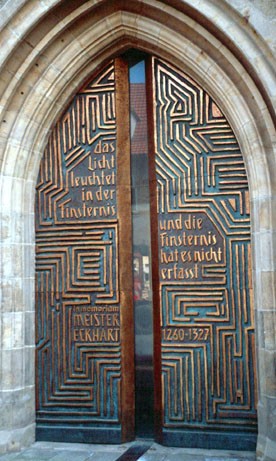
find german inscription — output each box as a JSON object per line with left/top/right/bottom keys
{"left": 57, "top": 140, "right": 117, "bottom": 221}
{"left": 153, "top": 57, "right": 256, "bottom": 435}
{"left": 35, "top": 62, "right": 121, "bottom": 436}
{"left": 159, "top": 212, "right": 224, "bottom": 281}
{"left": 72, "top": 306, "right": 120, "bottom": 343}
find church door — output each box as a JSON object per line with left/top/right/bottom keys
{"left": 35, "top": 54, "right": 257, "bottom": 449}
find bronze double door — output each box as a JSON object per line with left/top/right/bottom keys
{"left": 35, "top": 54, "right": 257, "bottom": 449}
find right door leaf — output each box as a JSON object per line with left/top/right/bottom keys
{"left": 151, "top": 57, "right": 257, "bottom": 449}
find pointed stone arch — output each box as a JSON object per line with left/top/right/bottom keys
{"left": 0, "top": 1, "right": 275, "bottom": 459}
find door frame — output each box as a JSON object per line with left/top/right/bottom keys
{"left": 1, "top": 2, "right": 275, "bottom": 457}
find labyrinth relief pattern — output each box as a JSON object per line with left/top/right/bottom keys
{"left": 153, "top": 58, "right": 257, "bottom": 432}
{"left": 35, "top": 63, "right": 121, "bottom": 428}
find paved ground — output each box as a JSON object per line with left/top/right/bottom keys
{"left": 0, "top": 441, "right": 256, "bottom": 461}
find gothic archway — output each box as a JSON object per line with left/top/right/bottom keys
{"left": 0, "top": 1, "right": 275, "bottom": 458}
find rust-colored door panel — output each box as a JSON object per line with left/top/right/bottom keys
{"left": 35, "top": 58, "right": 134, "bottom": 443}
{"left": 148, "top": 57, "right": 257, "bottom": 449}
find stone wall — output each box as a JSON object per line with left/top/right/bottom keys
{"left": 226, "top": 0, "right": 276, "bottom": 55}
{"left": 0, "top": 1, "right": 275, "bottom": 460}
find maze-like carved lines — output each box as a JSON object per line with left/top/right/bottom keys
{"left": 162, "top": 347, "right": 208, "bottom": 425}
{"left": 36, "top": 62, "right": 121, "bottom": 425}
{"left": 154, "top": 57, "right": 256, "bottom": 430}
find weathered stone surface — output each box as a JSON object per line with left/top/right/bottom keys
{"left": 0, "top": 443, "right": 258, "bottom": 461}
{"left": 225, "top": 0, "right": 276, "bottom": 54}
{"left": 258, "top": 310, "right": 276, "bottom": 350}
{"left": 0, "top": 424, "right": 35, "bottom": 455}
{"left": 0, "top": 0, "right": 275, "bottom": 460}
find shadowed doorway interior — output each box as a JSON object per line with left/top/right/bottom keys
{"left": 129, "top": 55, "right": 154, "bottom": 439}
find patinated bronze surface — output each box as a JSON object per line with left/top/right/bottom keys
{"left": 35, "top": 54, "right": 256, "bottom": 448}
{"left": 35, "top": 58, "right": 133, "bottom": 442}
{"left": 150, "top": 57, "right": 257, "bottom": 448}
